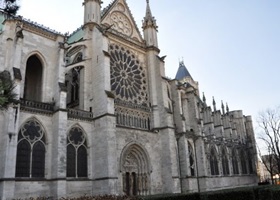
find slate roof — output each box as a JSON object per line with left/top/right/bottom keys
{"left": 175, "top": 61, "right": 192, "bottom": 80}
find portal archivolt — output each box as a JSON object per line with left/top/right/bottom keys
{"left": 120, "top": 143, "right": 151, "bottom": 196}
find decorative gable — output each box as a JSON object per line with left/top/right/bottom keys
{"left": 101, "top": 0, "right": 143, "bottom": 43}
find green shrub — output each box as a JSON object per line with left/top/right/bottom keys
{"left": 12, "top": 186, "right": 280, "bottom": 200}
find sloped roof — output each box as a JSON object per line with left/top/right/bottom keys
{"left": 175, "top": 61, "right": 192, "bottom": 80}
{"left": 67, "top": 26, "right": 84, "bottom": 44}
{"left": 101, "top": 0, "right": 143, "bottom": 41}
{"left": 0, "top": 12, "right": 4, "bottom": 31}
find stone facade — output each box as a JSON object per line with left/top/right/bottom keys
{"left": 0, "top": 0, "right": 258, "bottom": 199}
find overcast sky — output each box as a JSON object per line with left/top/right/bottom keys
{"left": 15, "top": 0, "right": 280, "bottom": 133}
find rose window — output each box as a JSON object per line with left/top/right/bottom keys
{"left": 110, "top": 44, "right": 148, "bottom": 105}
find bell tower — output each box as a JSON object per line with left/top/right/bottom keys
{"left": 83, "top": 0, "right": 101, "bottom": 25}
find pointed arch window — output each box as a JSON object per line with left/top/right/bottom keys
{"left": 66, "top": 67, "right": 82, "bottom": 108}
{"left": 188, "top": 142, "right": 195, "bottom": 176}
{"left": 73, "top": 52, "right": 83, "bottom": 64}
{"left": 210, "top": 147, "right": 219, "bottom": 175}
{"left": 221, "top": 148, "right": 230, "bottom": 175}
{"left": 240, "top": 150, "right": 248, "bottom": 174}
{"left": 67, "top": 126, "right": 88, "bottom": 178}
{"left": 248, "top": 151, "right": 254, "bottom": 174}
{"left": 232, "top": 149, "right": 239, "bottom": 175}
{"left": 15, "top": 119, "right": 46, "bottom": 178}
{"left": 24, "top": 55, "right": 43, "bottom": 102}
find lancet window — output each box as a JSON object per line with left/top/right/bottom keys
{"left": 67, "top": 126, "right": 88, "bottom": 178}
{"left": 221, "top": 148, "right": 230, "bottom": 175}
{"left": 210, "top": 147, "right": 219, "bottom": 175}
{"left": 240, "top": 150, "right": 248, "bottom": 174}
{"left": 15, "top": 119, "right": 46, "bottom": 178}
{"left": 232, "top": 149, "right": 239, "bottom": 175}
{"left": 188, "top": 142, "right": 195, "bottom": 176}
{"left": 66, "top": 66, "right": 82, "bottom": 108}
{"left": 24, "top": 55, "right": 43, "bottom": 102}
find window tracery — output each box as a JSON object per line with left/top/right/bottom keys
{"left": 221, "top": 148, "right": 230, "bottom": 175}
{"left": 188, "top": 142, "right": 195, "bottom": 176}
{"left": 121, "top": 144, "right": 150, "bottom": 196}
{"left": 67, "top": 126, "right": 88, "bottom": 178}
{"left": 110, "top": 44, "right": 151, "bottom": 130}
{"left": 240, "top": 150, "right": 248, "bottom": 174}
{"left": 210, "top": 147, "right": 219, "bottom": 176}
{"left": 16, "top": 119, "right": 46, "bottom": 178}
{"left": 110, "top": 44, "right": 148, "bottom": 106}
{"left": 66, "top": 66, "right": 82, "bottom": 108}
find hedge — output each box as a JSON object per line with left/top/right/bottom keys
{"left": 12, "top": 186, "right": 280, "bottom": 200}
{"left": 141, "top": 185, "right": 280, "bottom": 200}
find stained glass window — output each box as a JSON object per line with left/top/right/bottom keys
{"left": 232, "top": 149, "right": 239, "bottom": 175}
{"left": 110, "top": 44, "right": 148, "bottom": 106}
{"left": 67, "top": 126, "right": 87, "bottom": 178}
{"left": 240, "top": 150, "right": 248, "bottom": 174}
{"left": 221, "top": 148, "right": 230, "bottom": 175}
{"left": 210, "top": 148, "right": 219, "bottom": 175}
{"left": 188, "top": 142, "right": 195, "bottom": 176}
{"left": 15, "top": 120, "right": 46, "bottom": 178}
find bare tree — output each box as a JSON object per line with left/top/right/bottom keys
{"left": 257, "top": 107, "right": 280, "bottom": 184}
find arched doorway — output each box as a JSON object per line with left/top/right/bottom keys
{"left": 120, "top": 143, "right": 151, "bottom": 196}
{"left": 24, "top": 55, "right": 43, "bottom": 101}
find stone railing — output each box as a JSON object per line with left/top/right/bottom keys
{"left": 20, "top": 99, "right": 54, "bottom": 114}
{"left": 67, "top": 108, "right": 94, "bottom": 121}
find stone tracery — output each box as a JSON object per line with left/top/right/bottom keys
{"left": 110, "top": 44, "right": 148, "bottom": 105}
{"left": 121, "top": 144, "right": 151, "bottom": 196}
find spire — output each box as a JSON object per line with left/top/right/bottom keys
{"left": 221, "top": 100, "right": 225, "bottom": 115}
{"left": 212, "top": 97, "right": 216, "bottom": 112}
{"left": 175, "top": 61, "right": 192, "bottom": 81}
{"left": 142, "top": 0, "right": 157, "bottom": 30}
{"left": 226, "top": 103, "right": 229, "bottom": 113}
{"left": 203, "top": 92, "right": 206, "bottom": 104}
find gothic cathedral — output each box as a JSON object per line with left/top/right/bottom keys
{"left": 0, "top": 0, "right": 257, "bottom": 199}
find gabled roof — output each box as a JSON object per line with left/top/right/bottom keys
{"left": 175, "top": 61, "right": 192, "bottom": 80}
{"left": 67, "top": 0, "right": 146, "bottom": 44}
{"left": 101, "top": 0, "right": 143, "bottom": 42}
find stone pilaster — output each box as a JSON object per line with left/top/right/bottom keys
{"left": 50, "top": 109, "right": 68, "bottom": 198}
{"left": 92, "top": 115, "right": 118, "bottom": 195}
{"left": 160, "top": 128, "right": 180, "bottom": 193}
